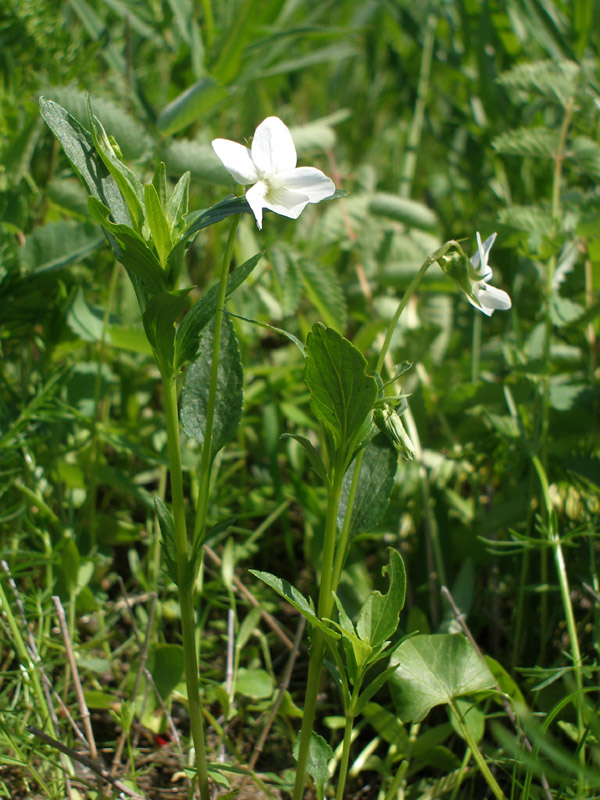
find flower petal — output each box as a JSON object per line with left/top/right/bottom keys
{"left": 245, "top": 181, "right": 268, "bottom": 229}
{"left": 264, "top": 183, "right": 311, "bottom": 219}
{"left": 471, "top": 231, "right": 497, "bottom": 275}
{"left": 277, "top": 167, "right": 335, "bottom": 204}
{"left": 251, "top": 117, "right": 297, "bottom": 176}
{"left": 212, "top": 139, "right": 258, "bottom": 185}
{"left": 474, "top": 281, "right": 512, "bottom": 314}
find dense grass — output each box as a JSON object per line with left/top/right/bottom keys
{"left": 1, "top": 1, "right": 599, "bottom": 798}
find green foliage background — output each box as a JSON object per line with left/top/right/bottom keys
{"left": 1, "top": 0, "right": 599, "bottom": 797}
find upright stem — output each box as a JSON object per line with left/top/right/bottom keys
{"left": 399, "top": 9, "right": 436, "bottom": 198}
{"left": 532, "top": 456, "right": 584, "bottom": 762}
{"left": 292, "top": 458, "right": 345, "bottom": 800}
{"left": 335, "top": 682, "right": 363, "bottom": 800}
{"left": 162, "top": 375, "right": 210, "bottom": 800}
{"left": 194, "top": 215, "right": 240, "bottom": 542}
{"left": 450, "top": 699, "right": 507, "bottom": 800}
{"left": 471, "top": 311, "right": 482, "bottom": 385}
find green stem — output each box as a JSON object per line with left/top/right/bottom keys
{"left": 331, "top": 452, "right": 363, "bottom": 592}
{"left": 162, "top": 375, "right": 210, "bottom": 800}
{"left": 335, "top": 682, "right": 363, "bottom": 800}
{"left": 376, "top": 242, "right": 458, "bottom": 375}
{"left": 450, "top": 699, "right": 507, "bottom": 800}
{"left": 532, "top": 456, "right": 584, "bottom": 757}
{"left": 194, "top": 215, "right": 240, "bottom": 543}
{"left": 471, "top": 311, "right": 482, "bottom": 385}
{"left": 399, "top": 9, "right": 436, "bottom": 199}
{"left": 292, "top": 458, "right": 345, "bottom": 800}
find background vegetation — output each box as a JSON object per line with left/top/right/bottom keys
{"left": 1, "top": 0, "right": 599, "bottom": 797}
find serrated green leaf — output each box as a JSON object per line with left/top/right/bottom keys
{"left": 390, "top": 634, "right": 495, "bottom": 722}
{"left": 180, "top": 314, "right": 243, "bottom": 457}
{"left": 175, "top": 252, "right": 261, "bottom": 368}
{"left": 157, "top": 77, "right": 228, "bottom": 136}
{"left": 337, "top": 433, "right": 397, "bottom": 537}
{"left": 356, "top": 549, "right": 406, "bottom": 647}
{"left": 40, "top": 98, "right": 130, "bottom": 225}
{"left": 492, "top": 127, "right": 560, "bottom": 158}
{"left": 305, "top": 324, "right": 377, "bottom": 456}
{"left": 44, "top": 86, "right": 151, "bottom": 161}
{"left": 249, "top": 570, "right": 339, "bottom": 639}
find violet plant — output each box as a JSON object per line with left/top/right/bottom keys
{"left": 40, "top": 98, "right": 513, "bottom": 799}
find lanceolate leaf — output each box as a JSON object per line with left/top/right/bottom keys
{"left": 175, "top": 253, "right": 261, "bottom": 368}
{"left": 249, "top": 570, "right": 340, "bottom": 640}
{"left": 305, "top": 324, "right": 378, "bottom": 454}
{"left": 337, "top": 433, "right": 397, "bottom": 537}
{"left": 40, "top": 98, "right": 130, "bottom": 226}
{"left": 390, "top": 634, "right": 495, "bottom": 723}
{"left": 184, "top": 195, "right": 251, "bottom": 237}
{"left": 180, "top": 315, "right": 243, "bottom": 458}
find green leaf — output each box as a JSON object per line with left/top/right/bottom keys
{"left": 337, "top": 433, "right": 397, "bottom": 537}
{"left": 356, "top": 549, "right": 406, "bottom": 647}
{"left": 154, "top": 496, "right": 179, "bottom": 586}
{"left": 144, "top": 183, "right": 172, "bottom": 265}
{"left": 390, "top": 634, "right": 495, "bottom": 722}
{"left": 157, "top": 77, "right": 228, "bottom": 136}
{"left": 168, "top": 171, "right": 191, "bottom": 230}
{"left": 88, "top": 197, "right": 167, "bottom": 298}
{"left": 180, "top": 314, "right": 243, "bottom": 458}
{"left": 175, "top": 252, "right": 261, "bottom": 368}
{"left": 492, "top": 127, "right": 560, "bottom": 158}
{"left": 21, "top": 220, "right": 103, "bottom": 273}
{"left": 40, "top": 98, "right": 130, "bottom": 225}
{"left": 148, "top": 644, "right": 185, "bottom": 701}
{"left": 162, "top": 139, "right": 232, "bottom": 187}
{"left": 88, "top": 107, "right": 145, "bottom": 233}
{"left": 450, "top": 698, "right": 485, "bottom": 744}
{"left": 305, "top": 324, "right": 378, "bottom": 456}
{"left": 280, "top": 434, "right": 327, "bottom": 483}
{"left": 235, "top": 668, "right": 273, "bottom": 700}
{"left": 142, "top": 289, "right": 191, "bottom": 376}
{"left": 292, "top": 731, "right": 333, "bottom": 800}
{"left": 183, "top": 195, "right": 251, "bottom": 237}
{"left": 249, "top": 570, "right": 339, "bottom": 640}
{"left": 299, "top": 259, "right": 347, "bottom": 331}
{"left": 369, "top": 193, "right": 439, "bottom": 232}
{"left": 43, "top": 86, "right": 151, "bottom": 161}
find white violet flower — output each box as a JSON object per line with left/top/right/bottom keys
{"left": 468, "top": 232, "right": 512, "bottom": 316}
{"left": 212, "top": 116, "right": 336, "bottom": 230}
